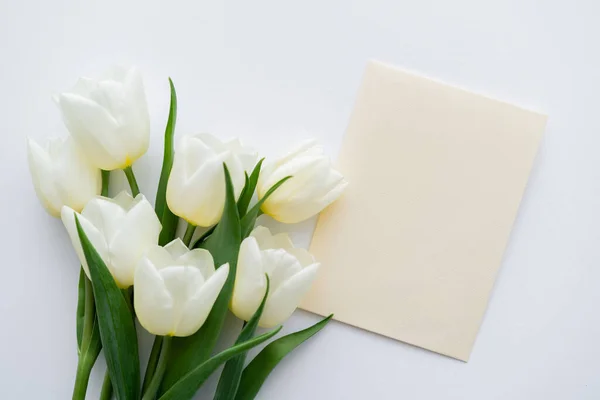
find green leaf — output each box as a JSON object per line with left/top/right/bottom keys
{"left": 235, "top": 315, "right": 333, "bottom": 400}
{"left": 237, "top": 172, "right": 250, "bottom": 213}
{"left": 157, "top": 78, "right": 179, "bottom": 246}
{"left": 76, "top": 267, "right": 86, "bottom": 353}
{"left": 237, "top": 158, "right": 264, "bottom": 216}
{"left": 75, "top": 216, "right": 140, "bottom": 400}
{"left": 214, "top": 276, "right": 270, "bottom": 400}
{"left": 191, "top": 158, "right": 265, "bottom": 249}
{"left": 158, "top": 327, "right": 282, "bottom": 400}
{"left": 161, "top": 164, "right": 242, "bottom": 393}
{"left": 240, "top": 176, "right": 292, "bottom": 238}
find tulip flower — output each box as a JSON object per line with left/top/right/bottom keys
{"left": 61, "top": 191, "right": 161, "bottom": 288}
{"left": 55, "top": 66, "right": 150, "bottom": 171}
{"left": 166, "top": 133, "right": 257, "bottom": 227}
{"left": 27, "top": 136, "right": 101, "bottom": 217}
{"left": 134, "top": 239, "right": 229, "bottom": 337}
{"left": 257, "top": 139, "right": 347, "bottom": 224}
{"left": 231, "top": 226, "right": 320, "bottom": 328}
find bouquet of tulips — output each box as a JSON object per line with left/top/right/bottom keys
{"left": 27, "top": 67, "right": 347, "bottom": 400}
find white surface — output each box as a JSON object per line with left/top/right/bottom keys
{"left": 0, "top": 0, "right": 598, "bottom": 399}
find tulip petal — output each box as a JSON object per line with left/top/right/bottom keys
{"left": 250, "top": 226, "right": 294, "bottom": 251}
{"left": 231, "top": 237, "right": 267, "bottom": 322}
{"left": 28, "top": 135, "right": 101, "bottom": 216}
{"left": 144, "top": 245, "right": 178, "bottom": 270}
{"left": 178, "top": 248, "right": 215, "bottom": 279}
{"left": 249, "top": 226, "right": 272, "bottom": 249}
{"left": 260, "top": 263, "right": 320, "bottom": 328}
{"left": 92, "top": 80, "right": 127, "bottom": 119}
{"left": 285, "top": 248, "right": 316, "bottom": 268}
{"left": 260, "top": 249, "right": 303, "bottom": 289}
{"left": 176, "top": 264, "right": 229, "bottom": 337}
{"left": 158, "top": 266, "right": 206, "bottom": 336}
{"left": 263, "top": 156, "right": 329, "bottom": 202}
{"left": 27, "top": 138, "right": 61, "bottom": 215}
{"left": 166, "top": 134, "right": 252, "bottom": 227}
{"left": 257, "top": 139, "right": 347, "bottom": 224}
{"left": 55, "top": 138, "right": 102, "bottom": 213}
{"left": 283, "top": 171, "right": 347, "bottom": 224}
{"left": 57, "top": 93, "right": 124, "bottom": 169}
{"left": 184, "top": 156, "right": 228, "bottom": 226}
{"left": 167, "top": 147, "right": 228, "bottom": 227}
{"left": 258, "top": 140, "right": 320, "bottom": 185}
{"left": 181, "top": 136, "right": 216, "bottom": 178}
{"left": 164, "top": 238, "right": 190, "bottom": 260}
{"left": 61, "top": 207, "right": 109, "bottom": 279}
{"left": 112, "top": 191, "right": 136, "bottom": 210}
{"left": 121, "top": 67, "right": 151, "bottom": 159}
{"left": 223, "top": 137, "right": 258, "bottom": 172}
{"left": 81, "top": 197, "right": 128, "bottom": 242}
{"left": 109, "top": 195, "right": 161, "bottom": 287}
{"left": 134, "top": 257, "right": 175, "bottom": 336}
{"left": 313, "top": 171, "right": 348, "bottom": 209}
{"left": 188, "top": 134, "right": 253, "bottom": 197}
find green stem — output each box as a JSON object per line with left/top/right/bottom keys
{"left": 81, "top": 277, "right": 95, "bottom": 345}
{"left": 99, "top": 370, "right": 113, "bottom": 400}
{"left": 72, "top": 356, "right": 94, "bottom": 400}
{"left": 73, "top": 170, "right": 111, "bottom": 400}
{"left": 142, "top": 336, "right": 164, "bottom": 394}
{"left": 72, "top": 277, "right": 96, "bottom": 400}
{"left": 101, "top": 170, "right": 111, "bottom": 196}
{"left": 182, "top": 223, "right": 196, "bottom": 246}
{"left": 123, "top": 166, "right": 140, "bottom": 197}
{"left": 142, "top": 336, "right": 172, "bottom": 400}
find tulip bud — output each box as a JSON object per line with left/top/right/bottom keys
{"left": 134, "top": 239, "right": 229, "bottom": 337}
{"left": 231, "top": 226, "right": 320, "bottom": 328}
{"left": 27, "top": 136, "right": 101, "bottom": 217}
{"left": 257, "top": 140, "right": 347, "bottom": 224}
{"left": 55, "top": 66, "right": 150, "bottom": 170}
{"left": 61, "top": 191, "right": 161, "bottom": 288}
{"left": 166, "top": 133, "right": 256, "bottom": 227}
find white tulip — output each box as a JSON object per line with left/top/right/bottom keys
{"left": 257, "top": 140, "right": 347, "bottom": 224}
{"left": 61, "top": 192, "right": 161, "bottom": 288}
{"left": 27, "top": 136, "right": 101, "bottom": 217}
{"left": 55, "top": 66, "right": 150, "bottom": 170}
{"left": 231, "top": 226, "right": 320, "bottom": 328}
{"left": 166, "top": 133, "right": 257, "bottom": 227}
{"left": 134, "top": 239, "right": 229, "bottom": 337}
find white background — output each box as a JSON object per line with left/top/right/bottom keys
{"left": 1, "top": 0, "right": 599, "bottom": 398}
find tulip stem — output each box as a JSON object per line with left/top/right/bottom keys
{"left": 123, "top": 166, "right": 140, "bottom": 197}
{"left": 72, "top": 355, "right": 94, "bottom": 400}
{"left": 142, "top": 336, "right": 164, "bottom": 393}
{"left": 101, "top": 170, "right": 111, "bottom": 196}
{"left": 81, "top": 277, "right": 95, "bottom": 349}
{"left": 72, "top": 277, "right": 96, "bottom": 400}
{"left": 142, "top": 336, "right": 172, "bottom": 400}
{"left": 182, "top": 223, "right": 196, "bottom": 246}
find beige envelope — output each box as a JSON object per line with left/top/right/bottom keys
{"left": 301, "top": 61, "right": 546, "bottom": 361}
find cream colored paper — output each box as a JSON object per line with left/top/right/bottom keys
{"left": 301, "top": 61, "right": 546, "bottom": 361}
